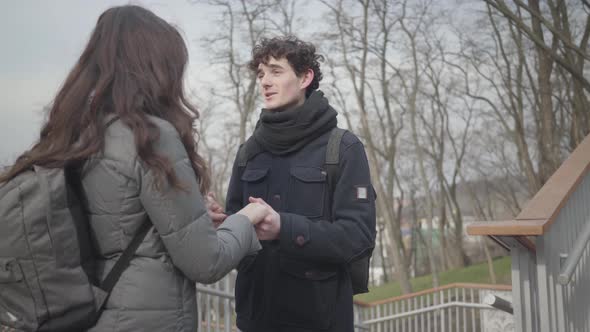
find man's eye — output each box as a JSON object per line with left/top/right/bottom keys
{"left": 272, "top": 70, "right": 281, "bottom": 75}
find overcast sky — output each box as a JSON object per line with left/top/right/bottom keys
{"left": 0, "top": 0, "right": 220, "bottom": 164}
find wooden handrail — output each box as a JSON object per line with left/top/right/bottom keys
{"left": 353, "top": 283, "right": 512, "bottom": 307}
{"left": 467, "top": 219, "right": 545, "bottom": 236}
{"left": 467, "top": 133, "right": 590, "bottom": 237}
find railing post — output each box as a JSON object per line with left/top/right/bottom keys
{"left": 535, "top": 237, "right": 552, "bottom": 332}
{"left": 483, "top": 294, "right": 513, "bottom": 314}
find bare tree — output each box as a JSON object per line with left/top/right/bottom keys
{"left": 320, "top": 0, "right": 413, "bottom": 293}
{"left": 463, "top": 177, "right": 499, "bottom": 284}
{"left": 196, "top": 96, "right": 241, "bottom": 202}
{"left": 190, "top": 0, "right": 589, "bottom": 292}
{"left": 482, "top": 0, "right": 590, "bottom": 181}
{"left": 419, "top": 37, "right": 474, "bottom": 269}
{"left": 396, "top": 0, "right": 442, "bottom": 287}
{"left": 193, "top": 0, "right": 298, "bottom": 204}
{"left": 483, "top": 0, "right": 590, "bottom": 92}
{"left": 202, "top": 0, "right": 272, "bottom": 144}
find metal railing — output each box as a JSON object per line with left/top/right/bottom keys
{"left": 354, "top": 283, "right": 514, "bottom": 332}
{"left": 531, "top": 173, "right": 590, "bottom": 332}
{"left": 196, "top": 271, "right": 238, "bottom": 332}
{"left": 196, "top": 273, "right": 513, "bottom": 332}
{"left": 558, "top": 215, "right": 590, "bottom": 285}
{"left": 467, "top": 133, "right": 590, "bottom": 331}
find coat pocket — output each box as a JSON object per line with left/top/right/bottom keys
{"left": 0, "top": 258, "right": 36, "bottom": 330}
{"left": 241, "top": 168, "right": 269, "bottom": 203}
{"left": 272, "top": 257, "right": 338, "bottom": 330}
{"left": 0, "top": 258, "right": 23, "bottom": 283}
{"left": 287, "top": 167, "right": 327, "bottom": 218}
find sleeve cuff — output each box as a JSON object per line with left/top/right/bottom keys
{"left": 221, "top": 214, "right": 262, "bottom": 255}
{"left": 279, "top": 212, "right": 311, "bottom": 251}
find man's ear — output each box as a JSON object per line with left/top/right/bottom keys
{"left": 300, "top": 69, "right": 315, "bottom": 90}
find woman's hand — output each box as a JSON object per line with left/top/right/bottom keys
{"left": 236, "top": 201, "right": 270, "bottom": 225}
{"left": 206, "top": 192, "right": 227, "bottom": 228}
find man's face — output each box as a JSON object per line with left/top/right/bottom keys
{"left": 257, "top": 57, "right": 307, "bottom": 111}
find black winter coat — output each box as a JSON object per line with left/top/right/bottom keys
{"left": 226, "top": 129, "right": 377, "bottom": 332}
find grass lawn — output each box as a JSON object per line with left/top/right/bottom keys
{"left": 355, "top": 255, "right": 512, "bottom": 303}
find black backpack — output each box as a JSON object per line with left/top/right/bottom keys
{"left": 237, "top": 128, "right": 372, "bottom": 295}
{"left": 0, "top": 165, "right": 150, "bottom": 331}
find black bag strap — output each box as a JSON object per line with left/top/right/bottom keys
{"left": 236, "top": 128, "right": 346, "bottom": 219}
{"left": 98, "top": 220, "right": 151, "bottom": 307}
{"left": 68, "top": 114, "right": 151, "bottom": 310}
{"left": 104, "top": 115, "right": 119, "bottom": 128}
{"left": 237, "top": 128, "right": 346, "bottom": 171}
{"left": 325, "top": 128, "right": 346, "bottom": 167}
{"left": 97, "top": 114, "right": 149, "bottom": 308}
{"left": 324, "top": 128, "right": 371, "bottom": 294}
{"left": 66, "top": 177, "right": 151, "bottom": 311}
{"left": 324, "top": 128, "right": 347, "bottom": 220}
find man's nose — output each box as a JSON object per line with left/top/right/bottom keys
{"left": 260, "top": 74, "right": 271, "bottom": 87}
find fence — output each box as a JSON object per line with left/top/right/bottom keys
{"left": 468, "top": 132, "right": 590, "bottom": 332}
{"left": 196, "top": 272, "right": 512, "bottom": 332}
{"left": 354, "top": 283, "right": 513, "bottom": 332}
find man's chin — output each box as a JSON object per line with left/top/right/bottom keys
{"left": 264, "top": 101, "right": 300, "bottom": 112}
{"left": 264, "top": 103, "right": 281, "bottom": 111}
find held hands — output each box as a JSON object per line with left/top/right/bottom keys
{"left": 206, "top": 191, "right": 266, "bottom": 228}
{"left": 206, "top": 192, "right": 227, "bottom": 229}
{"left": 248, "top": 197, "right": 280, "bottom": 241}
{"left": 236, "top": 201, "right": 270, "bottom": 226}
{"left": 206, "top": 192, "right": 280, "bottom": 240}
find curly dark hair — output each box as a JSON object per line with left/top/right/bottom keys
{"left": 249, "top": 36, "right": 324, "bottom": 97}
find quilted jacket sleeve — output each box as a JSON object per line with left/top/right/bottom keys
{"left": 138, "top": 120, "right": 261, "bottom": 284}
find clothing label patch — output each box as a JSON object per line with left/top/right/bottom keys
{"left": 356, "top": 186, "right": 368, "bottom": 200}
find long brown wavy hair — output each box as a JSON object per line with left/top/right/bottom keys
{"left": 0, "top": 5, "right": 210, "bottom": 193}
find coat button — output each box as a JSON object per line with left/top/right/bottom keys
{"left": 272, "top": 194, "right": 281, "bottom": 206}
{"left": 296, "top": 235, "right": 306, "bottom": 247}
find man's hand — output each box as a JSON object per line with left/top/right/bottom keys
{"left": 248, "top": 197, "right": 281, "bottom": 240}
{"left": 206, "top": 192, "right": 227, "bottom": 228}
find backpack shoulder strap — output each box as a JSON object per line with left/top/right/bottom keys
{"left": 325, "top": 128, "right": 347, "bottom": 191}
{"left": 324, "top": 128, "right": 371, "bottom": 295}
{"left": 64, "top": 165, "right": 151, "bottom": 311}
{"left": 98, "top": 220, "right": 150, "bottom": 307}
{"left": 324, "top": 128, "right": 347, "bottom": 221}
{"left": 237, "top": 136, "right": 264, "bottom": 168}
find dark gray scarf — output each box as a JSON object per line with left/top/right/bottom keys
{"left": 253, "top": 91, "right": 337, "bottom": 155}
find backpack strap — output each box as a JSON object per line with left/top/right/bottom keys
{"left": 104, "top": 115, "right": 119, "bottom": 128}
{"left": 325, "top": 128, "right": 347, "bottom": 194}
{"left": 98, "top": 219, "right": 151, "bottom": 309}
{"left": 68, "top": 114, "right": 148, "bottom": 311}
{"left": 95, "top": 116, "right": 150, "bottom": 306}
{"left": 324, "top": 128, "right": 371, "bottom": 294}
{"left": 324, "top": 128, "right": 347, "bottom": 220}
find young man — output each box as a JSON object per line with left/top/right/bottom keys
{"left": 220, "top": 36, "right": 376, "bottom": 332}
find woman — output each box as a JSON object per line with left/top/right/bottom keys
{"left": 0, "top": 5, "right": 264, "bottom": 331}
